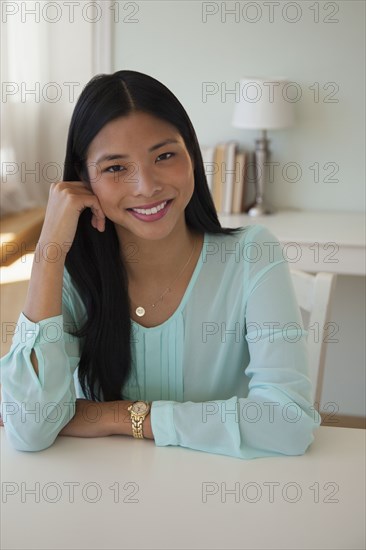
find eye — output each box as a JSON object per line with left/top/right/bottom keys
{"left": 105, "top": 165, "right": 125, "bottom": 173}
{"left": 156, "top": 152, "right": 175, "bottom": 162}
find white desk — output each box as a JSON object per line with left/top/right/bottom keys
{"left": 219, "top": 209, "right": 365, "bottom": 276}
{"left": 1, "top": 426, "right": 365, "bottom": 550}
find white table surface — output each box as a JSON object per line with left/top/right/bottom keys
{"left": 1, "top": 426, "right": 365, "bottom": 550}
{"left": 219, "top": 209, "right": 366, "bottom": 275}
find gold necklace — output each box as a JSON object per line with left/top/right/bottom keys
{"left": 133, "top": 236, "right": 197, "bottom": 318}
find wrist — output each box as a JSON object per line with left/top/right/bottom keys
{"left": 107, "top": 400, "right": 154, "bottom": 440}
{"left": 36, "top": 238, "right": 69, "bottom": 262}
{"left": 128, "top": 401, "right": 151, "bottom": 439}
{"left": 107, "top": 401, "right": 134, "bottom": 436}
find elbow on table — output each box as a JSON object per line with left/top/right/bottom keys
{"left": 279, "top": 409, "right": 321, "bottom": 457}
{"left": 240, "top": 390, "right": 321, "bottom": 458}
{"left": 5, "top": 430, "right": 56, "bottom": 452}
{"left": 3, "top": 408, "right": 75, "bottom": 452}
{"left": 284, "top": 431, "right": 315, "bottom": 457}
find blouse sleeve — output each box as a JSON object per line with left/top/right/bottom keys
{"left": 0, "top": 268, "right": 82, "bottom": 451}
{"left": 150, "top": 225, "right": 322, "bottom": 459}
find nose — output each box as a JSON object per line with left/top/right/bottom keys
{"left": 130, "top": 162, "right": 163, "bottom": 198}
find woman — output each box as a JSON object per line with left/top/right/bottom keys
{"left": 0, "top": 70, "right": 321, "bottom": 457}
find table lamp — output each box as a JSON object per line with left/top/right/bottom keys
{"left": 232, "top": 77, "right": 295, "bottom": 216}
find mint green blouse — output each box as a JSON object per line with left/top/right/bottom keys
{"left": 0, "top": 224, "right": 321, "bottom": 457}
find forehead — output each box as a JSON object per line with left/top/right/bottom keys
{"left": 87, "top": 112, "right": 184, "bottom": 156}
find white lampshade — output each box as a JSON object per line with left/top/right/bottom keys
{"left": 232, "top": 77, "right": 295, "bottom": 130}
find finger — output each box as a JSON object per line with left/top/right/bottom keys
{"left": 91, "top": 215, "right": 105, "bottom": 232}
{"left": 97, "top": 216, "right": 105, "bottom": 232}
{"left": 90, "top": 205, "right": 106, "bottom": 232}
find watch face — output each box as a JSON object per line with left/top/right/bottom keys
{"left": 132, "top": 401, "right": 149, "bottom": 415}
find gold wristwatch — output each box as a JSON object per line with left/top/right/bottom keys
{"left": 127, "top": 401, "right": 151, "bottom": 439}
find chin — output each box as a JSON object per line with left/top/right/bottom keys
{"left": 115, "top": 223, "right": 173, "bottom": 241}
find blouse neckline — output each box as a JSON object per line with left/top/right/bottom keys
{"left": 131, "top": 231, "right": 208, "bottom": 332}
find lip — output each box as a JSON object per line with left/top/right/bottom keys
{"left": 127, "top": 199, "right": 173, "bottom": 222}
{"left": 127, "top": 199, "right": 172, "bottom": 210}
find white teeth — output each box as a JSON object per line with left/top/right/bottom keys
{"left": 132, "top": 200, "right": 167, "bottom": 215}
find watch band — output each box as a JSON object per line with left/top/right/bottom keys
{"left": 128, "top": 401, "right": 150, "bottom": 439}
{"left": 131, "top": 414, "right": 145, "bottom": 439}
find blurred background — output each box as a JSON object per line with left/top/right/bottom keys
{"left": 1, "top": 1, "right": 365, "bottom": 423}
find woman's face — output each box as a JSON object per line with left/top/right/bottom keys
{"left": 85, "top": 111, "right": 195, "bottom": 242}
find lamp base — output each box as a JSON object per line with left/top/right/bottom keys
{"left": 247, "top": 132, "right": 274, "bottom": 217}
{"left": 247, "top": 202, "right": 274, "bottom": 217}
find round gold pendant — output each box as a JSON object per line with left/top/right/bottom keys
{"left": 136, "top": 306, "right": 145, "bottom": 317}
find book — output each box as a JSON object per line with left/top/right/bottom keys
{"left": 200, "top": 145, "right": 215, "bottom": 193}
{"left": 221, "top": 140, "right": 238, "bottom": 215}
{"left": 212, "top": 143, "right": 226, "bottom": 213}
{"left": 200, "top": 142, "right": 247, "bottom": 214}
{"left": 232, "top": 150, "right": 247, "bottom": 214}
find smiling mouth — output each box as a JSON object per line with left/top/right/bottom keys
{"left": 127, "top": 199, "right": 173, "bottom": 216}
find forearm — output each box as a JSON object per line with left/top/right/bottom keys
{"left": 23, "top": 241, "right": 66, "bottom": 324}
{"left": 150, "top": 394, "right": 320, "bottom": 459}
{"left": 58, "top": 399, "right": 154, "bottom": 440}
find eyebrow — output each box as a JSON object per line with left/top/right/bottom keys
{"left": 95, "top": 139, "right": 180, "bottom": 164}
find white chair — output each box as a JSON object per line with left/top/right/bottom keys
{"left": 290, "top": 269, "right": 337, "bottom": 407}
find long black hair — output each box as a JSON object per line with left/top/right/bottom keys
{"left": 63, "top": 69, "right": 243, "bottom": 402}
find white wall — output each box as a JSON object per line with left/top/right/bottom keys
{"left": 113, "top": 0, "right": 365, "bottom": 416}
{"left": 113, "top": 0, "right": 365, "bottom": 212}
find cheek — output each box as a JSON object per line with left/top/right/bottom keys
{"left": 88, "top": 183, "right": 112, "bottom": 210}
{"left": 90, "top": 174, "right": 122, "bottom": 200}
{"left": 87, "top": 163, "right": 104, "bottom": 185}
{"left": 177, "top": 159, "right": 194, "bottom": 190}
{"left": 183, "top": 166, "right": 195, "bottom": 195}
{"left": 179, "top": 172, "right": 195, "bottom": 208}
